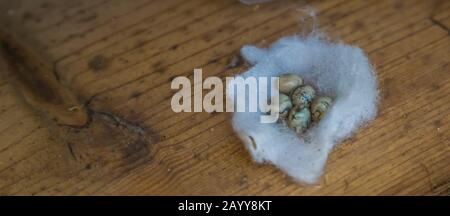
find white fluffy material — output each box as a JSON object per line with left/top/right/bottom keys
{"left": 228, "top": 35, "right": 379, "bottom": 184}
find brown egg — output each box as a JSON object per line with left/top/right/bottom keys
{"left": 311, "top": 96, "right": 333, "bottom": 122}
{"left": 278, "top": 74, "right": 303, "bottom": 94}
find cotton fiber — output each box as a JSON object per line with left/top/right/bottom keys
{"left": 227, "top": 34, "right": 379, "bottom": 184}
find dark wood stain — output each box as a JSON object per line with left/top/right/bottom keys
{"left": 0, "top": 38, "right": 61, "bottom": 104}
{"left": 88, "top": 55, "right": 109, "bottom": 71}
{"left": 129, "top": 91, "right": 142, "bottom": 99}
{"left": 170, "top": 44, "right": 179, "bottom": 50}
{"left": 78, "top": 13, "right": 98, "bottom": 23}
{"left": 40, "top": 2, "right": 52, "bottom": 9}
{"left": 132, "top": 28, "right": 147, "bottom": 36}
{"left": 227, "top": 54, "right": 242, "bottom": 69}
{"left": 121, "top": 139, "right": 151, "bottom": 165}
{"left": 153, "top": 60, "right": 166, "bottom": 74}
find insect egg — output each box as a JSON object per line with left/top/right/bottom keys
{"left": 290, "top": 85, "right": 316, "bottom": 108}
{"left": 278, "top": 93, "right": 293, "bottom": 114}
{"left": 278, "top": 74, "right": 303, "bottom": 94}
{"left": 288, "top": 105, "right": 311, "bottom": 133}
{"left": 311, "top": 96, "right": 333, "bottom": 122}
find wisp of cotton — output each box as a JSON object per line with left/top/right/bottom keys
{"left": 227, "top": 34, "right": 379, "bottom": 184}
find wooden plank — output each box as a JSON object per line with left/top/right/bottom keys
{"left": 0, "top": 0, "right": 448, "bottom": 195}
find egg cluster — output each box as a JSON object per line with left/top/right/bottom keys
{"left": 276, "top": 74, "right": 333, "bottom": 133}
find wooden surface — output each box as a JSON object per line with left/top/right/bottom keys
{"left": 0, "top": 0, "right": 448, "bottom": 195}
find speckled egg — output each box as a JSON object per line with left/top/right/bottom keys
{"left": 290, "top": 85, "right": 316, "bottom": 108}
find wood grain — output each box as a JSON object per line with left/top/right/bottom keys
{"left": 0, "top": 0, "right": 448, "bottom": 195}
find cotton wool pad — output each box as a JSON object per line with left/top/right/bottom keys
{"left": 227, "top": 35, "right": 379, "bottom": 184}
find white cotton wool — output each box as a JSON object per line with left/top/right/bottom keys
{"left": 227, "top": 34, "right": 379, "bottom": 184}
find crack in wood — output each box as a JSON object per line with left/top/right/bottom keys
{"left": 90, "top": 109, "right": 146, "bottom": 136}
{"left": 67, "top": 142, "right": 77, "bottom": 161}
{"left": 429, "top": 17, "right": 450, "bottom": 35}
